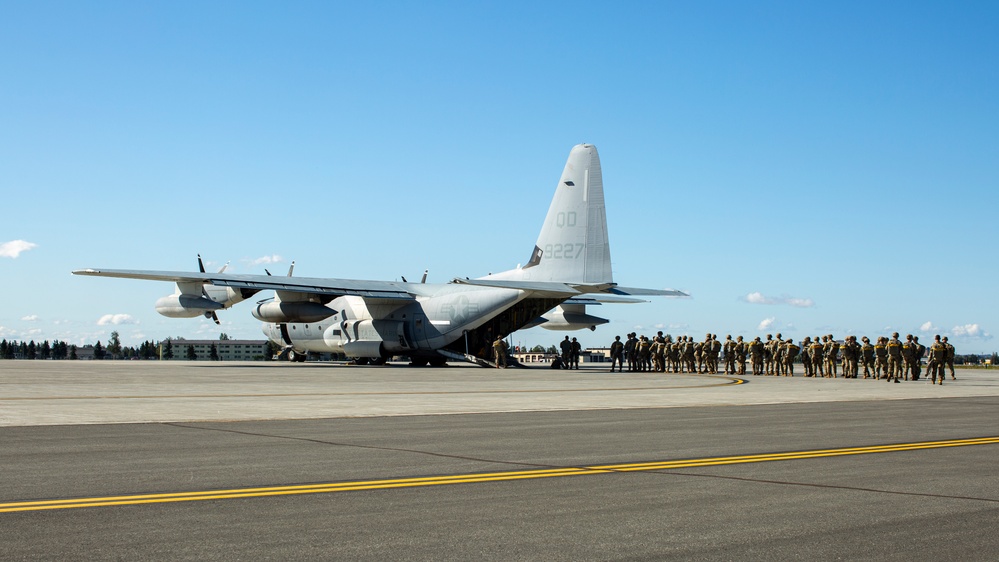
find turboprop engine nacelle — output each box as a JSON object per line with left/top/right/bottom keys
{"left": 252, "top": 300, "right": 334, "bottom": 323}
{"left": 155, "top": 294, "right": 223, "bottom": 319}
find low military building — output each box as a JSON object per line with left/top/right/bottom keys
{"left": 160, "top": 339, "right": 270, "bottom": 361}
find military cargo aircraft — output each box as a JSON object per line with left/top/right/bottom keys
{"left": 75, "top": 144, "right": 685, "bottom": 365}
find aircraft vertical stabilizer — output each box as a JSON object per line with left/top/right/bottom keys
{"left": 492, "top": 144, "right": 612, "bottom": 285}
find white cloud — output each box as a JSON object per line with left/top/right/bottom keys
{"left": 0, "top": 326, "right": 15, "bottom": 337}
{"left": 21, "top": 315, "right": 40, "bottom": 322}
{"left": 758, "top": 317, "right": 776, "bottom": 331}
{"left": 920, "top": 321, "right": 938, "bottom": 333}
{"left": 0, "top": 240, "right": 38, "bottom": 258}
{"left": 97, "top": 314, "right": 137, "bottom": 326}
{"left": 742, "top": 292, "right": 814, "bottom": 308}
{"left": 248, "top": 255, "right": 283, "bottom": 266}
{"left": 26, "top": 328, "right": 42, "bottom": 336}
{"left": 952, "top": 324, "right": 992, "bottom": 339}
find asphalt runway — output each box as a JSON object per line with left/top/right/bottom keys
{"left": 3, "top": 362, "right": 999, "bottom": 560}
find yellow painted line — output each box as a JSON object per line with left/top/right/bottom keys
{"left": 4, "top": 434, "right": 991, "bottom": 514}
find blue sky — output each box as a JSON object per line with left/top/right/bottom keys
{"left": 2, "top": 1, "right": 997, "bottom": 354}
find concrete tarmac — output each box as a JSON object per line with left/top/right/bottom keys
{"left": 2, "top": 361, "right": 999, "bottom": 560}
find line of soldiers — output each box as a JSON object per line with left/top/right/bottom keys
{"left": 608, "top": 332, "right": 957, "bottom": 384}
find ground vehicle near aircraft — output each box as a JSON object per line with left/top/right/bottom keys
{"left": 75, "top": 144, "right": 685, "bottom": 365}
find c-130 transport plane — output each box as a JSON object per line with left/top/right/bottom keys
{"left": 75, "top": 144, "right": 685, "bottom": 365}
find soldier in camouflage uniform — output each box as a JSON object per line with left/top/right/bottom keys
{"left": 901, "top": 334, "right": 916, "bottom": 381}
{"left": 735, "top": 336, "right": 747, "bottom": 375}
{"left": 810, "top": 336, "right": 825, "bottom": 377}
{"left": 860, "top": 336, "right": 876, "bottom": 379}
{"left": 669, "top": 338, "right": 681, "bottom": 373}
{"left": 624, "top": 333, "right": 637, "bottom": 372}
{"left": 773, "top": 334, "right": 785, "bottom": 375}
{"left": 763, "top": 334, "right": 774, "bottom": 375}
{"left": 609, "top": 336, "right": 625, "bottom": 372}
{"left": 912, "top": 336, "right": 925, "bottom": 381}
{"left": 874, "top": 337, "right": 889, "bottom": 379}
{"left": 928, "top": 335, "right": 948, "bottom": 385}
{"left": 683, "top": 336, "right": 696, "bottom": 373}
{"left": 800, "top": 337, "right": 813, "bottom": 377}
{"left": 723, "top": 335, "right": 736, "bottom": 375}
{"left": 943, "top": 336, "right": 956, "bottom": 380}
{"left": 824, "top": 335, "right": 839, "bottom": 378}
{"left": 841, "top": 336, "right": 859, "bottom": 378}
{"left": 749, "top": 337, "right": 764, "bottom": 376}
{"left": 886, "top": 332, "right": 903, "bottom": 383}
{"left": 783, "top": 338, "right": 799, "bottom": 376}
{"left": 651, "top": 332, "right": 665, "bottom": 373}
{"left": 709, "top": 334, "right": 722, "bottom": 374}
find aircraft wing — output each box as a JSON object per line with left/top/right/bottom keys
{"left": 73, "top": 269, "right": 417, "bottom": 300}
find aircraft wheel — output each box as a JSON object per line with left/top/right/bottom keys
{"left": 410, "top": 357, "right": 429, "bottom": 367}
{"left": 354, "top": 357, "right": 370, "bottom": 366}
{"left": 369, "top": 357, "right": 387, "bottom": 366}
{"left": 288, "top": 350, "right": 307, "bottom": 363}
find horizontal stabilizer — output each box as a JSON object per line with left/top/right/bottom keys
{"left": 606, "top": 286, "right": 688, "bottom": 297}
{"left": 450, "top": 278, "right": 580, "bottom": 296}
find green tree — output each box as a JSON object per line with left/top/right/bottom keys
{"left": 27, "top": 341, "right": 37, "bottom": 360}
{"left": 93, "top": 340, "right": 105, "bottom": 360}
{"left": 185, "top": 345, "right": 197, "bottom": 361}
{"left": 530, "top": 345, "right": 546, "bottom": 353}
{"left": 209, "top": 343, "right": 219, "bottom": 361}
{"left": 163, "top": 340, "right": 174, "bottom": 360}
{"left": 219, "top": 333, "right": 231, "bottom": 340}
{"left": 991, "top": 353, "right": 999, "bottom": 366}
{"left": 70, "top": 345, "right": 78, "bottom": 360}
{"left": 107, "top": 331, "right": 122, "bottom": 360}
{"left": 40, "top": 341, "right": 51, "bottom": 360}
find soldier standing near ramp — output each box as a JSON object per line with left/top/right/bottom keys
{"left": 560, "top": 336, "right": 572, "bottom": 370}
{"left": 609, "top": 336, "right": 625, "bottom": 372}
{"left": 493, "top": 335, "right": 508, "bottom": 368}
{"left": 625, "top": 333, "right": 638, "bottom": 372}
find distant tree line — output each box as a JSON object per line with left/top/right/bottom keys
{"left": 1, "top": 331, "right": 280, "bottom": 361}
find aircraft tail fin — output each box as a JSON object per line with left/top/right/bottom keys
{"left": 490, "top": 144, "right": 612, "bottom": 284}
